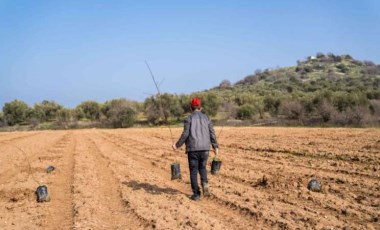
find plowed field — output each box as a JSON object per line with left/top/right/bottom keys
{"left": 0, "top": 128, "right": 379, "bottom": 229}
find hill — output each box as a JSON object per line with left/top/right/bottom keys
{"left": 204, "top": 53, "right": 380, "bottom": 126}
{"left": 232, "top": 53, "right": 379, "bottom": 95}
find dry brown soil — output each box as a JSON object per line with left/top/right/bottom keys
{"left": 0, "top": 127, "right": 379, "bottom": 229}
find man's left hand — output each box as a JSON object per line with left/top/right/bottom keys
{"left": 172, "top": 144, "right": 177, "bottom": 151}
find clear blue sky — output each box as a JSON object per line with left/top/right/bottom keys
{"left": 1, "top": 0, "right": 379, "bottom": 108}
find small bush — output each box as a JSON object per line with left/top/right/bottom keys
{"left": 318, "top": 101, "right": 337, "bottom": 122}
{"left": 237, "top": 104, "right": 255, "bottom": 120}
{"left": 281, "top": 100, "right": 304, "bottom": 121}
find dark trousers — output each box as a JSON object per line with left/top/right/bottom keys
{"left": 187, "top": 151, "right": 209, "bottom": 195}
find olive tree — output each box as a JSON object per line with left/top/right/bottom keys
{"left": 56, "top": 108, "right": 72, "bottom": 126}
{"left": 144, "top": 94, "right": 185, "bottom": 124}
{"left": 0, "top": 112, "right": 4, "bottom": 127}
{"left": 191, "top": 92, "right": 221, "bottom": 117}
{"left": 76, "top": 101, "right": 101, "bottom": 121}
{"left": 3, "top": 100, "right": 30, "bottom": 126}
{"left": 33, "top": 100, "right": 63, "bottom": 122}
{"left": 102, "top": 99, "right": 136, "bottom": 128}
{"left": 144, "top": 96, "right": 161, "bottom": 125}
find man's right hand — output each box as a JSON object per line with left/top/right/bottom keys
{"left": 213, "top": 148, "right": 219, "bottom": 156}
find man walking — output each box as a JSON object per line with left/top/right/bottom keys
{"left": 172, "top": 98, "right": 219, "bottom": 201}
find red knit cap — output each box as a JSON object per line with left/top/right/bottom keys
{"left": 191, "top": 98, "right": 201, "bottom": 107}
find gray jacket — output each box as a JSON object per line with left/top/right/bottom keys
{"left": 175, "top": 111, "right": 218, "bottom": 152}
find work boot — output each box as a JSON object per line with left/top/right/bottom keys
{"left": 202, "top": 183, "right": 210, "bottom": 197}
{"left": 190, "top": 193, "right": 200, "bottom": 201}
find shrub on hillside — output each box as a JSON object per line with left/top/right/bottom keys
{"left": 237, "top": 104, "right": 255, "bottom": 120}
{"left": 336, "top": 63, "right": 349, "bottom": 73}
{"left": 235, "top": 93, "right": 255, "bottom": 106}
{"left": 332, "top": 91, "right": 368, "bottom": 112}
{"left": 218, "top": 101, "right": 239, "bottom": 120}
{"left": 219, "top": 80, "right": 232, "bottom": 89}
{"left": 369, "top": 100, "right": 380, "bottom": 116}
{"left": 345, "top": 106, "right": 369, "bottom": 126}
{"left": 318, "top": 100, "right": 338, "bottom": 122}
{"left": 252, "top": 97, "right": 265, "bottom": 119}
{"left": 263, "top": 96, "right": 281, "bottom": 115}
{"left": 281, "top": 100, "right": 304, "bottom": 121}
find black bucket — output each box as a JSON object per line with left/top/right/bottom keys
{"left": 46, "top": 165, "right": 55, "bottom": 173}
{"left": 307, "top": 179, "right": 322, "bottom": 192}
{"left": 36, "top": 185, "right": 50, "bottom": 202}
{"left": 211, "top": 158, "right": 222, "bottom": 175}
{"left": 171, "top": 163, "right": 182, "bottom": 180}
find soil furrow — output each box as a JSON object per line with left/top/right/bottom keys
{"left": 0, "top": 128, "right": 378, "bottom": 230}
{"left": 92, "top": 131, "right": 261, "bottom": 229}
{"left": 72, "top": 131, "right": 147, "bottom": 229}
{"left": 43, "top": 132, "right": 76, "bottom": 229}
{"left": 99, "top": 129, "right": 379, "bottom": 229}
{"left": 0, "top": 132, "right": 41, "bottom": 143}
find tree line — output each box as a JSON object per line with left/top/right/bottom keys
{"left": 0, "top": 99, "right": 138, "bottom": 129}
{"left": 1, "top": 89, "right": 379, "bottom": 129}
{"left": 1, "top": 53, "right": 379, "bottom": 129}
